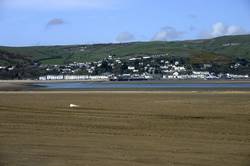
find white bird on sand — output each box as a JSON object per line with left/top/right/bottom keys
{"left": 69, "top": 104, "right": 79, "bottom": 108}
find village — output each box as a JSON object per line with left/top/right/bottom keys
{"left": 38, "top": 55, "right": 249, "bottom": 81}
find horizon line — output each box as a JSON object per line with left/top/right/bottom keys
{"left": 1, "top": 34, "right": 249, "bottom": 47}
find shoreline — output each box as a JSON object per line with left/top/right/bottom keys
{"left": 1, "top": 79, "right": 250, "bottom": 83}
{"left": 0, "top": 90, "right": 250, "bottom": 94}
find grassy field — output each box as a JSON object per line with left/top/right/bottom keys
{"left": 1, "top": 34, "right": 250, "bottom": 65}
{"left": 0, "top": 91, "right": 250, "bottom": 166}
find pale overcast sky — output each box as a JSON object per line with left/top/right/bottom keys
{"left": 0, "top": 0, "right": 249, "bottom": 46}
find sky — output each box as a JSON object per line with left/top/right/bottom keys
{"left": 0, "top": 0, "right": 249, "bottom": 46}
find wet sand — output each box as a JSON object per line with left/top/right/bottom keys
{"left": 0, "top": 91, "right": 250, "bottom": 166}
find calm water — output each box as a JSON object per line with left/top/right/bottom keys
{"left": 35, "top": 82, "right": 250, "bottom": 89}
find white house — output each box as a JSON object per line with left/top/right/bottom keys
{"left": 46, "top": 75, "right": 64, "bottom": 80}
{"left": 128, "top": 66, "right": 135, "bottom": 70}
{"left": 64, "top": 75, "right": 89, "bottom": 80}
{"left": 39, "top": 76, "right": 47, "bottom": 81}
{"left": 89, "top": 75, "right": 109, "bottom": 81}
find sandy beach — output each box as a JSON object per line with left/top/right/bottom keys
{"left": 0, "top": 91, "right": 250, "bottom": 166}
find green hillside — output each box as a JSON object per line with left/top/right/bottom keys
{"left": 0, "top": 34, "right": 250, "bottom": 65}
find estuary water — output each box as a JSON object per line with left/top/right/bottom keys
{"left": 35, "top": 82, "right": 250, "bottom": 90}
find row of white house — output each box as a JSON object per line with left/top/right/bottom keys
{"left": 39, "top": 75, "right": 109, "bottom": 81}
{"left": 163, "top": 71, "right": 217, "bottom": 80}
{"left": 163, "top": 71, "right": 249, "bottom": 80}
{"left": 225, "top": 73, "right": 249, "bottom": 79}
